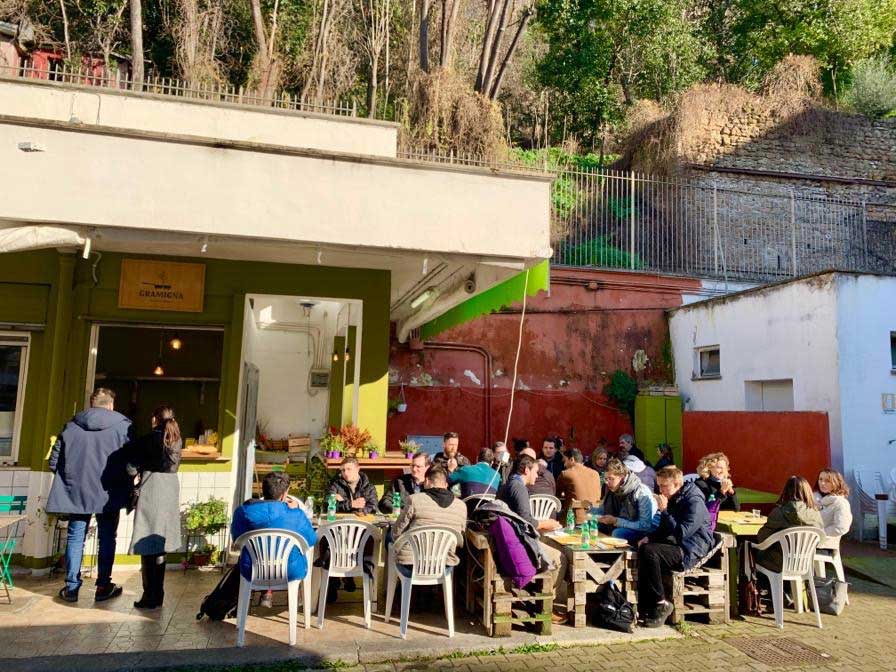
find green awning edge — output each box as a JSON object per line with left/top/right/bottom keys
{"left": 420, "top": 260, "right": 550, "bottom": 340}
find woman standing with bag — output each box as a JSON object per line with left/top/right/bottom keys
{"left": 127, "top": 405, "right": 182, "bottom": 609}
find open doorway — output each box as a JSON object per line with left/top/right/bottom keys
{"left": 88, "top": 325, "right": 224, "bottom": 448}
{"left": 235, "top": 294, "right": 362, "bottom": 500}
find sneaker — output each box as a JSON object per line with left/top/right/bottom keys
{"left": 94, "top": 583, "right": 123, "bottom": 602}
{"left": 58, "top": 587, "right": 79, "bottom": 603}
{"left": 259, "top": 591, "right": 273, "bottom": 609}
{"left": 644, "top": 600, "right": 674, "bottom": 628}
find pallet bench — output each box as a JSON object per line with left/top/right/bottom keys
{"left": 667, "top": 532, "right": 732, "bottom": 625}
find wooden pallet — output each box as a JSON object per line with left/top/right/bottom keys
{"left": 463, "top": 529, "right": 554, "bottom": 637}
{"left": 667, "top": 535, "right": 731, "bottom": 625}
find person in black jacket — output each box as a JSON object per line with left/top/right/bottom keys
{"left": 638, "top": 466, "right": 714, "bottom": 627}
{"left": 379, "top": 451, "right": 429, "bottom": 512}
{"left": 327, "top": 457, "right": 378, "bottom": 513}
{"left": 693, "top": 452, "right": 740, "bottom": 511}
{"left": 540, "top": 436, "right": 565, "bottom": 480}
{"left": 126, "top": 405, "right": 182, "bottom": 609}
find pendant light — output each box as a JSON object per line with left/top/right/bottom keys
{"left": 169, "top": 332, "right": 183, "bottom": 350}
{"left": 344, "top": 347, "right": 351, "bottom": 362}
{"left": 153, "top": 333, "right": 165, "bottom": 376}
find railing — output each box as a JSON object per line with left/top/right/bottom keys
{"left": 550, "top": 167, "right": 896, "bottom": 282}
{"left": 3, "top": 59, "right": 360, "bottom": 119}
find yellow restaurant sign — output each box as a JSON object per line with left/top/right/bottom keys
{"left": 118, "top": 259, "right": 206, "bottom": 313}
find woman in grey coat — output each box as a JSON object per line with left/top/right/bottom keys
{"left": 127, "top": 405, "right": 182, "bottom": 609}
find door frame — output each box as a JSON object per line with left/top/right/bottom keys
{"left": 0, "top": 332, "right": 31, "bottom": 465}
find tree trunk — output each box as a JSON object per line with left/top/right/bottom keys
{"left": 479, "top": 0, "right": 509, "bottom": 95}
{"left": 487, "top": 6, "right": 533, "bottom": 99}
{"left": 366, "top": 53, "right": 379, "bottom": 117}
{"left": 439, "top": 0, "right": 460, "bottom": 68}
{"left": 418, "top": 0, "right": 431, "bottom": 72}
{"left": 129, "top": 0, "right": 144, "bottom": 88}
{"left": 59, "top": 0, "right": 72, "bottom": 60}
{"left": 475, "top": 0, "right": 499, "bottom": 91}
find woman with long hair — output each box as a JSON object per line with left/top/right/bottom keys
{"left": 127, "top": 405, "right": 182, "bottom": 609}
{"left": 814, "top": 469, "right": 853, "bottom": 540}
{"left": 754, "top": 475, "right": 824, "bottom": 573}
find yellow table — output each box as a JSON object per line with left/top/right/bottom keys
{"left": 714, "top": 510, "right": 767, "bottom": 617}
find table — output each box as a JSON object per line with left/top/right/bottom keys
{"left": 715, "top": 510, "right": 767, "bottom": 617}
{"left": 0, "top": 514, "right": 26, "bottom": 532}
{"left": 541, "top": 530, "right": 637, "bottom": 628}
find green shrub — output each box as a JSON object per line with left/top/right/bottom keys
{"left": 845, "top": 56, "right": 896, "bottom": 119}
{"left": 558, "top": 235, "right": 642, "bottom": 268}
{"left": 605, "top": 370, "right": 638, "bottom": 422}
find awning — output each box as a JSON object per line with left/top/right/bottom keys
{"left": 420, "top": 260, "right": 550, "bottom": 339}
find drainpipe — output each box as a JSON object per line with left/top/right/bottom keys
{"left": 424, "top": 341, "right": 492, "bottom": 448}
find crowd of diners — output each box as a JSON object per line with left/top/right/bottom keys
{"left": 232, "top": 432, "right": 854, "bottom": 628}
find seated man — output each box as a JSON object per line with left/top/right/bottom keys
{"left": 392, "top": 465, "right": 467, "bottom": 575}
{"left": 231, "top": 472, "right": 317, "bottom": 586}
{"left": 449, "top": 446, "right": 502, "bottom": 498}
{"left": 557, "top": 448, "right": 601, "bottom": 525}
{"left": 637, "top": 466, "right": 713, "bottom": 628}
{"left": 541, "top": 435, "right": 565, "bottom": 480}
{"left": 519, "top": 447, "right": 556, "bottom": 496}
{"left": 328, "top": 456, "right": 378, "bottom": 513}
{"left": 594, "top": 457, "right": 658, "bottom": 544}
{"left": 492, "top": 441, "right": 512, "bottom": 484}
{"left": 432, "top": 431, "right": 471, "bottom": 474}
{"left": 498, "top": 455, "right": 569, "bottom": 625}
{"left": 379, "top": 451, "right": 430, "bottom": 513}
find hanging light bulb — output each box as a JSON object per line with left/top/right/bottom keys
{"left": 169, "top": 332, "right": 183, "bottom": 350}
{"left": 153, "top": 360, "right": 165, "bottom": 376}
{"left": 344, "top": 347, "right": 351, "bottom": 362}
{"left": 332, "top": 351, "right": 340, "bottom": 363}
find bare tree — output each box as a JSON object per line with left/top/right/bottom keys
{"left": 129, "top": 0, "right": 143, "bottom": 87}
{"left": 301, "top": 0, "right": 351, "bottom": 105}
{"left": 169, "top": 0, "right": 225, "bottom": 84}
{"left": 354, "top": 0, "right": 391, "bottom": 116}
{"left": 75, "top": 0, "right": 128, "bottom": 72}
{"left": 58, "top": 0, "right": 71, "bottom": 59}
{"left": 249, "top": 0, "right": 282, "bottom": 99}
{"left": 438, "top": 0, "right": 460, "bottom": 68}
{"left": 475, "top": 0, "right": 534, "bottom": 99}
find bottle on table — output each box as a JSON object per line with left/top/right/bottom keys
{"left": 392, "top": 491, "right": 402, "bottom": 519}
{"left": 327, "top": 493, "right": 337, "bottom": 522}
{"left": 581, "top": 523, "right": 591, "bottom": 549}
{"left": 566, "top": 508, "right": 575, "bottom": 533}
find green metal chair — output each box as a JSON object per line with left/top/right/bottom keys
{"left": 0, "top": 495, "right": 27, "bottom": 514}
{"left": 0, "top": 495, "right": 27, "bottom": 602}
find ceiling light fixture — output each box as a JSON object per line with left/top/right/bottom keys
{"left": 153, "top": 333, "right": 165, "bottom": 376}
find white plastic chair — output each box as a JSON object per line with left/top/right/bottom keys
{"left": 814, "top": 537, "right": 849, "bottom": 605}
{"left": 854, "top": 469, "right": 888, "bottom": 546}
{"left": 383, "top": 525, "right": 461, "bottom": 639}
{"left": 315, "top": 520, "right": 377, "bottom": 629}
{"left": 233, "top": 529, "right": 314, "bottom": 647}
{"left": 462, "top": 493, "right": 496, "bottom": 504}
{"left": 529, "top": 494, "right": 561, "bottom": 522}
{"left": 749, "top": 526, "right": 824, "bottom": 629}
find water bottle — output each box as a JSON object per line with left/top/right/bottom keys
{"left": 392, "top": 491, "right": 402, "bottom": 519}
{"left": 327, "top": 493, "right": 337, "bottom": 522}
{"left": 303, "top": 496, "right": 314, "bottom": 518}
{"left": 566, "top": 508, "right": 575, "bottom": 533}
{"left": 581, "top": 523, "right": 591, "bottom": 549}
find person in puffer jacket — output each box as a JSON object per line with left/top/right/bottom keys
{"left": 755, "top": 476, "right": 824, "bottom": 573}
{"left": 231, "top": 472, "right": 317, "bottom": 582}
{"left": 638, "top": 466, "right": 714, "bottom": 628}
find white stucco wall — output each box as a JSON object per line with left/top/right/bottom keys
{"left": 0, "top": 78, "right": 398, "bottom": 157}
{"left": 669, "top": 275, "right": 844, "bottom": 464}
{"left": 0, "top": 119, "right": 552, "bottom": 261}
{"left": 835, "top": 274, "right": 896, "bottom": 481}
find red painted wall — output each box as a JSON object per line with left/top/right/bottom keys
{"left": 386, "top": 268, "right": 702, "bottom": 461}
{"left": 682, "top": 411, "right": 831, "bottom": 495}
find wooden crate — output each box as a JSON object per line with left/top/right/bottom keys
{"left": 463, "top": 529, "right": 553, "bottom": 637}
{"left": 667, "top": 536, "right": 730, "bottom": 625}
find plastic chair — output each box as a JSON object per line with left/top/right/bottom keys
{"left": 462, "top": 493, "right": 496, "bottom": 504}
{"left": 315, "top": 520, "right": 376, "bottom": 629}
{"left": 529, "top": 494, "right": 561, "bottom": 522}
{"left": 233, "top": 529, "right": 314, "bottom": 647}
{"left": 814, "top": 537, "right": 848, "bottom": 605}
{"left": 854, "top": 469, "right": 888, "bottom": 546}
{"left": 0, "top": 538, "right": 15, "bottom": 603}
{"left": 749, "top": 526, "right": 824, "bottom": 629}
{"left": 383, "top": 525, "right": 461, "bottom": 639}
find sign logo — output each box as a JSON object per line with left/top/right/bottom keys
{"left": 119, "top": 259, "right": 205, "bottom": 313}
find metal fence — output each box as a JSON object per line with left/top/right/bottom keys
{"left": 551, "top": 168, "right": 896, "bottom": 282}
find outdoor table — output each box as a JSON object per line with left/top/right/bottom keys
{"left": 714, "top": 510, "right": 767, "bottom": 617}
{"left": 541, "top": 529, "right": 637, "bottom": 628}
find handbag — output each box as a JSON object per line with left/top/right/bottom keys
{"left": 739, "top": 541, "right": 765, "bottom": 617}
{"left": 127, "top": 473, "right": 151, "bottom": 514}
{"left": 592, "top": 581, "right": 635, "bottom": 633}
{"left": 813, "top": 577, "right": 847, "bottom": 616}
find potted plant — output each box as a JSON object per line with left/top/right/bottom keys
{"left": 319, "top": 430, "right": 345, "bottom": 459}
{"left": 400, "top": 439, "right": 420, "bottom": 459}
{"left": 182, "top": 497, "right": 227, "bottom": 567}
{"left": 190, "top": 543, "right": 217, "bottom": 567}
{"left": 365, "top": 440, "right": 380, "bottom": 459}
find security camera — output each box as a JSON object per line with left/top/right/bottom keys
{"left": 463, "top": 277, "right": 476, "bottom": 294}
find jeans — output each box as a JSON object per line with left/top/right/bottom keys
{"left": 637, "top": 542, "right": 684, "bottom": 612}
{"left": 65, "top": 511, "right": 120, "bottom": 593}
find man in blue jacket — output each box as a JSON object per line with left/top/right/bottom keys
{"left": 231, "top": 472, "right": 317, "bottom": 585}
{"left": 637, "top": 465, "right": 713, "bottom": 628}
{"left": 449, "top": 446, "right": 501, "bottom": 498}
{"left": 47, "top": 387, "right": 133, "bottom": 603}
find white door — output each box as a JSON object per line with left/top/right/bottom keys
{"left": 0, "top": 333, "right": 29, "bottom": 464}
{"left": 234, "top": 362, "right": 260, "bottom": 506}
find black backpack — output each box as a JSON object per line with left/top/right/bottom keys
{"left": 196, "top": 565, "right": 241, "bottom": 621}
{"left": 592, "top": 582, "right": 635, "bottom": 633}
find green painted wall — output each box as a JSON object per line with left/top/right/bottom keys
{"left": 0, "top": 250, "right": 390, "bottom": 473}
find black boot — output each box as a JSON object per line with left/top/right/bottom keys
{"left": 134, "top": 554, "right": 164, "bottom": 609}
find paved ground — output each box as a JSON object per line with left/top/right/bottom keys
{"left": 1, "top": 548, "right": 894, "bottom": 672}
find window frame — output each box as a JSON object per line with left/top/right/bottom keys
{"left": 693, "top": 345, "right": 721, "bottom": 380}
{"left": 0, "top": 332, "right": 30, "bottom": 465}
{"left": 890, "top": 331, "right": 896, "bottom": 373}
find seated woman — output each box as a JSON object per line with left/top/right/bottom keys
{"left": 755, "top": 476, "right": 824, "bottom": 573}
{"left": 814, "top": 469, "right": 853, "bottom": 549}
{"left": 694, "top": 452, "right": 740, "bottom": 511}
{"left": 593, "top": 457, "right": 658, "bottom": 544}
